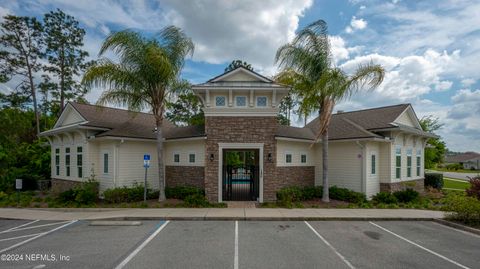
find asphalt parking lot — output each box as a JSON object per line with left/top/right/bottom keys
{"left": 0, "top": 219, "right": 478, "bottom": 269}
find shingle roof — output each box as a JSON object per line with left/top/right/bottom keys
{"left": 70, "top": 102, "right": 204, "bottom": 140}
{"left": 445, "top": 152, "right": 480, "bottom": 163}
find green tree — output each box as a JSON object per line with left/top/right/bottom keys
{"left": 225, "top": 59, "right": 253, "bottom": 72}
{"left": 43, "top": 9, "right": 90, "bottom": 113}
{"left": 419, "top": 115, "right": 446, "bottom": 168}
{"left": 83, "top": 27, "right": 194, "bottom": 201}
{"left": 166, "top": 81, "right": 204, "bottom": 126}
{"left": 0, "top": 15, "right": 44, "bottom": 134}
{"left": 275, "top": 20, "right": 384, "bottom": 202}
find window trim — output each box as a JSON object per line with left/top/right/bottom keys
{"left": 188, "top": 152, "right": 196, "bottom": 163}
{"left": 285, "top": 151, "right": 293, "bottom": 164}
{"left": 407, "top": 148, "right": 413, "bottom": 178}
{"left": 77, "top": 146, "right": 83, "bottom": 178}
{"left": 214, "top": 95, "right": 227, "bottom": 107}
{"left": 235, "top": 96, "right": 247, "bottom": 107}
{"left": 103, "top": 153, "right": 109, "bottom": 174}
{"left": 371, "top": 154, "right": 376, "bottom": 175}
{"left": 395, "top": 146, "right": 401, "bottom": 179}
{"left": 173, "top": 152, "right": 180, "bottom": 163}
{"left": 300, "top": 153, "right": 307, "bottom": 164}
{"left": 55, "top": 148, "right": 60, "bottom": 176}
{"left": 416, "top": 149, "right": 421, "bottom": 176}
{"left": 65, "top": 147, "right": 71, "bottom": 177}
{"left": 256, "top": 96, "right": 268, "bottom": 107}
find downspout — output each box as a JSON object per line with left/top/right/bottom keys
{"left": 355, "top": 141, "right": 366, "bottom": 194}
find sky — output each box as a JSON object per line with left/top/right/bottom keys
{"left": 0, "top": 0, "right": 479, "bottom": 152}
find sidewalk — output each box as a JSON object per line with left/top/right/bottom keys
{"left": 0, "top": 208, "right": 445, "bottom": 221}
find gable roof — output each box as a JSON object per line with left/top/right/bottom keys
{"left": 445, "top": 152, "right": 480, "bottom": 163}
{"left": 208, "top": 66, "right": 273, "bottom": 83}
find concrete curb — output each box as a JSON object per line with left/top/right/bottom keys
{"left": 97, "top": 216, "right": 442, "bottom": 221}
{"left": 433, "top": 218, "right": 480, "bottom": 236}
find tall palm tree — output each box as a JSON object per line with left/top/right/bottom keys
{"left": 82, "top": 27, "right": 194, "bottom": 201}
{"left": 275, "top": 20, "right": 385, "bottom": 202}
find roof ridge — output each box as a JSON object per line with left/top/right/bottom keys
{"left": 341, "top": 118, "right": 381, "bottom": 137}
{"left": 333, "top": 103, "right": 410, "bottom": 115}
{"left": 206, "top": 66, "right": 273, "bottom": 83}
{"left": 69, "top": 101, "right": 154, "bottom": 116}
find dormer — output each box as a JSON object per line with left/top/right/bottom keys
{"left": 192, "top": 66, "right": 290, "bottom": 117}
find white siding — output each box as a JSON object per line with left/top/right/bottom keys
{"left": 62, "top": 110, "right": 84, "bottom": 126}
{"left": 116, "top": 141, "right": 159, "bottom": 190}
{"left": 276, "top": 140, "right": 315, "bottom": 166}
{"left": 49, "top": 132, "right": 88, "bottom": 183}
{"left": 366, "top": 142, "right": 380, "bottom": 198}
{"left": 164, "top": 140, "right": 206, "bottom": 166}
{"left": 314, "top": 142, "right": 363, "bottom": 193}
{"left": 222, "top": 71, "right": 259, "bottom": 81}
{"left": 379, "top": 142, "right": 391, "bottom": 184}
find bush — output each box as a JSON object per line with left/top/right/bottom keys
{"left": 56, "top": 180, "right": 99, "bottom": 205}
{"left": 103, "top": 183, "right": 160, "bottom": 203}
{"left": 301, "top": 186, "right": 323, "bottom": 200}
{"left": 183, "top": 194, "right": 210, "bottom": 207}
{"left": 466, "top": 176, "right": 480, "bottom": 200}
{"left": 276, "top": 186, "right": 303, "bottom": 207}
{"left": 393, "top": 189, "right": 419, "bottom": 203}
{"left": 165, "top": 186, "right": 204, "bottom": 200}
{"left": 446, "top": 163, "right": 463, "bottom": 171}
{"left": 445, "top": 194, "right": 480, "bottom": 225}
{"left": 425, "top": 173, "right": 443, "bottom": 189}
{"left": 372, "top": 192, "right": 398, "bottom": 204}
{"left": 329, "top": 186, "right": 366, "bottom": 204}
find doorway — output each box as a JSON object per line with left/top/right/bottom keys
{"left": 222, "top": 149, "right": 260, "bottom": 201}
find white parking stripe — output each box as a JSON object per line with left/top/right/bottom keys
{"left": 431, "top": 221, "right": 480, "bottom": 239}
{"left": 369, "top": 222, "right": 470, "bottom": 269}
{"left": 0, "top": 220, "right": 77, "bottom": 254}
{"left": 0, "top": 220, "right": 39, "bottom": 233}
{"left": 0, "top": 232, "right": 44, "bottom": 242}
{"left": 305, "top": 221, "right": 355, "bottom": 269}
{"left": 115, "top": 220, "right": 170, "bottom": 269}
{"left": 234, "top": 221, "right": 239, "bottom": 269}
{"left": 0, "top": 220, "right": 71, "bottom": 234}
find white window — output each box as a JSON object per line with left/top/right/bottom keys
{"left": 285, "top": 152, "right": 292, "bottom": 164}
{"left": 189, "top": 153, "right": 195, "bottom": 163}
{"left": 235, "top": 96, "right": 247, "bottom": 107}
{"left": 256, "top": 96, "right": 267, "bottom": 107}
{"left": 77, "top": 146, "right": 83, "bottom": 178}
{"left": 103, "top": 153, "right": 109, "bottom": 174}
{"left": 215, "top": 96, "right": 226, "bottom": 107}
{"left": 371, "top": 154, "right": 376, "bottom": 175}
{"left": 55, "top": 148, "right": 60, "bottom": 176}
{"left": 407, "top": 148, "right": 412, "bottom": 178}
{"left": 173, "top": 153, "right": 180, "bottom": 163}
{"left": 416, "top": 149, "right": 421, "bottom": 176}
{"left": 395, "top": 147, "right": 401, "bottom": 179}
{"left": 301, "top": 154, "right": 307, "bottom": 164}
{"left": 65, "top": 147, "right": 71, "bottom": 177}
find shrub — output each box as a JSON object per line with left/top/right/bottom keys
{"left": 301, "top": 186, "right": 323, "bottom": 200}
{"left": 165, "top": 186, "right": 204, "bottom": 200}
{"left": 372, "top": 192, "right": 398, "bottom": 204}
{"left": 393, "top": 189, "right": 419, "bottom": 203}
{"left": 466, "top": 176, "right": 480, "bottom": 200}
{"left": 183, "top": 194, "right": 210, "bottom": 207}
{"left": 446, "top": 163, "right": 463, "bottom": 171}
{"left": 276, "top": 186, "right": 303, "bottom": 207}
{"left": 329, "top": 186, "right": 366, "bottom": 204}
{"left": 56, "top": 180, "right": 99, "bottom": 205}
{"left": 424, "top": 173, "right": 443, "bottom": 189}
{"left": 103, "top": 183, "right": 157, "bottom": 203}
{"left": 445, "top": 194, "right": 480, "bottom": 225}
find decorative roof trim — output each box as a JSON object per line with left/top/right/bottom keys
{"left": 209, "top": 66, "right": 272, "bottom": 83}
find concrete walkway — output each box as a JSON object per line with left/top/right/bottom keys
{"left": 0, "top": 208, "right": 445, "bottom": 221}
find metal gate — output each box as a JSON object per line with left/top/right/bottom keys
{"left": 222, "top": 164, "right": 259, "bottom": 201}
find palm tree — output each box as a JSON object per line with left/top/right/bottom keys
{"left": 82, "top": 27, "right": 194, "bottom": 201}
{"left": 275, "top": 20, "right": 385, "bottom": 202}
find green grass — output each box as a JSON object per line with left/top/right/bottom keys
{"left": 431, "top": 168, "right": 480, "bottom": 174}
{"left": 444, "top": 178, "right": 471, "bottom": 190}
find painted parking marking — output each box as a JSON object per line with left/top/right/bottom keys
{"left": 369, "top": 221, "right": 470, "bottom": 269}
{"left": 0, "top": 220, "right": 71, "bottom": 234}
{"left": 234, "top": 221, "right": 239, "bottom": 269}
{"left": 115, "top": 220, "right": 170, "bottom": 269}
{"left": 0, "top": 219, "right": 39, "bottom": 233}
{"left": 431, "top": 221, "right": 480, "bottom": 239}
{"left": 0, "top": 220, "right": 78, "bottom": 254}
{"left": 305, "top": 221, "right": 355, "bottom": 269}
{"left": 0, "top": 232, "right": 44, "bottom": 242}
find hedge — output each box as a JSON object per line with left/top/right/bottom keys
{"left": 276, "top": 185, "right": 366, "bottom": 206}
{"left": 424, "top": 173, "right": 443, "bottom": 189}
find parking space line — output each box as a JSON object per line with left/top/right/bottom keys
{"left": 431, "top": 221, "right": 480, "bottom": 239}
{"left": 0, "top": 220, "right": 71, "bottom": 234}
{"left": 0, "top": 220, "right": 78, "bottom": 254}
{"left": 369, "top": 222, "right": 470, "bottom": 269}
{"left": 0, "top": 232, "right": 44, "bottom": 242}
{"left": 0, "top": 220, "right": 39, "bottom": 233}
{"left": 115, "top": 220, "right": 170, "bottom": 269}
{"left": 234, "top": 221, "right": 238, "bottom": 269}
{"left": 304, "top": 221, "right": 355, "bottom": 269}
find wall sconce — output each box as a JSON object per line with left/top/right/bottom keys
{"left": 209, "top": 153, "right": 214, "bottom": 162}
{"left": 267, "top": 153, "right": 273, "bottom": 162}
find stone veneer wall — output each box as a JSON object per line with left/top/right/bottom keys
{"left": 205, "top": 116, "right": 278, "bottom": 202}
{"left": 274, "top": 166, "right": 315, "bottom": 190}
{"left": 165, "top": 166, "right": 205, "bottom": 189}
{"left": 380, "top": 178, "right": 424, "bottom": 193}
{"left": 51, "top": 178, "right": 83, "bottom": 193}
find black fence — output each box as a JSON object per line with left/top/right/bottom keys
{"left": 222, "top": 165, "right": 259, "bottom": 201}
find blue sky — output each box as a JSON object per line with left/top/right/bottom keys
{"left": 1, "top": 0, "right": 479, "bottom": 152}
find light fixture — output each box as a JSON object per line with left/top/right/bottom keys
{"left": 209, "top": 153, "right": 214, "bottom": 162}
{"left": 267, "top": 153, "right": 272, "bottom": 162}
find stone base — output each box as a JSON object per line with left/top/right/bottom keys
{"left": 165, "top": 166, "right": 205, "bottom": 189}
{"left": 380, "top": 178, "right": 424, "bottom": 193}
{"left": 265, "top": 166, "right": 315, "bottom": 201}
{"left": 51, "top": 178, "right": 83, "bottom": 193}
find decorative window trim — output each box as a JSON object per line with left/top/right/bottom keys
{"left": 173, "top": 152, "right": 180, "bottom": 163}
{"left": 395, "top": 146, "right": 401, "bottom": 179}
{"left": 285, "top": 151, "right": 292, "bottom": 164}
{"left": 416, "top": 149, "right": 421, "bottom": 176}
{"left": 103, "top": 152, "right": 109, "bottom": 174}
{"left": 407, "top": 148, "right": 412, "bottom": 178}
{"left": 55, "top": 148, "right": 60, "bottom": 176}
{"left": 77, "top": 146, "right": 83, "bottom": 178}
{"left": 214, "top": 95, "right": 227, "bottom": 107}
{"left": 300, "top": 153, "right": 307, "bottom": 164}
{"left": 371, "top": 154, "right": 376, "bottom": 175}
{"left": 256, "top": 96, "right": 268, "bottom": 107}
{"left": 65, "top": 147, "right": 71, "bottom": 177}
{"left": 189, "top": 152, "right": 196, "bottom": 163}
{"left": 235, "top": 96, "right": 247, "bottom": 107}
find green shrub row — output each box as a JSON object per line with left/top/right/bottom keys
{"left": 372, "top": 189, "right": 419, "bottom": 204}
{"left": 424, "top": 173, "right": 443, "bottom": 189}
{"left": 56, "top": 180, "right": 99, "bottom": 205}
{"left": 276, "top": 185, "right": 366, "bottom": 207}
{"left": 444, "top": 193, "right": 480, "bottom": 225}
{"left": 165, "top": 186, "right": 204, "bottom": 200}
{"left": 103, "top": 183, "right": 158, "bottom": 203}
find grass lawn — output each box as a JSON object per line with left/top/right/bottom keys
{"left": 443, "top": 177, "right": 471, "bottom": 190}
{"left": 431, "top": 167, "right": 480, "bottom": 173}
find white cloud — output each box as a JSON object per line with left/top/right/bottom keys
{"left": 461, "top": 78, "right": 476, "bottom": 87}
{"left": 346, "top": 16, "right": 367, "bottom": 33}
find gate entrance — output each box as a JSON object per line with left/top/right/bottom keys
{"left": 222, "top": 149, "right": 260, "bottom": 201}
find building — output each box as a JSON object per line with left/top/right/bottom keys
{"left": 39, "top": 67, "right": 436, "bottom": 202}
{"left": 445, "top": 152, "right": 480, "bottom": 170}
